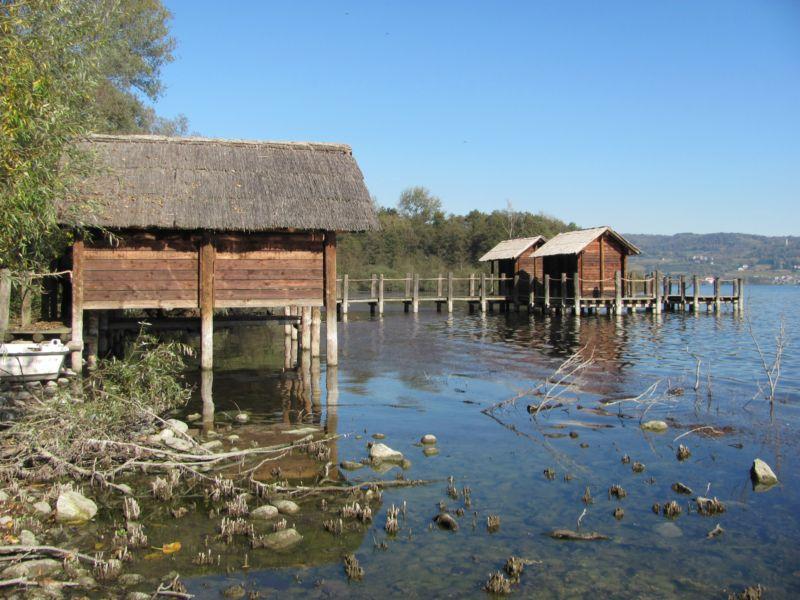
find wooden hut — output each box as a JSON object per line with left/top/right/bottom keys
{"left": 478, "top": 236, "right": 547, "bottom": 301}
{"left": 58, "top": 134, "right": 378, "bottom": 371}
{"left": 532, "top": 226, "right": 640, "bottom": 299}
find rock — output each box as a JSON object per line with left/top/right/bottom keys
{"left": 420, "top": 434, "right": 437, "bottom": 445}
{"left": 57, "top": 377, "right": 70, "bottom": 387}
{"left": 641, "top": 420, "right": 668, "bottom": 432}
{"left": 423, "top": 447, "right": 440, "bottom": 457}
{"left": 226, "top": 434, "right": 240, "bottom": 443}
{"left": 273, "top": 499, "right": 300, "bottom": 515}
{"left": 400, "top": 458, "right": 412, "bottom": 470}
{"left": 127, "top": 593, "right": 151, "bottom": 600}
{"left": 751, "top": 458, "right": 778, "bottom": 486}
{"left": 340, "top": 460, "right": 364, "bottom": 471}
{"left": 186, "top": 413, "right": 201, "bottom": 422}
{"left": 164, "top": 419, "right": 188, "bottom": 434}
{"left": 654, "top": 522, "right": 683, "bottom": 538}
{"left": 251, "top": 505, "right": 279, "bottom": 520}
{"left": 223, "top": 585, "right": 246, "bottom": 599}
{"left": 369, "top": 443, "right": 404, "bottom": 463}
{"left": 158, "top": 428, "right": 175, "bottom": 441}
{"left": 2, "top": 558, "right": 61, "bottom": 578}
{"left": 164, "top": 436, "right": 194, "bottom": 452}
{"left": 255, "top": 527, "right": 302, "bottom": 550}
{"left": 0, "top": 490, "right": 8, "bottom": 502}
{"left": 284, "top": 426, "right": 319, "bottom": 435}
{"left": 77, "top": 574, "right": 98, "bottom": 589}
{"left": 118, "top": 573, "right": 146, "bottom": 587}
{"left": 19, "top": 530, "right": 38, "bottom": 546}
{"left": 55, "top": 490, "right": 97, "bottom": 523}
{"left": 201, "top": 440, "right": 223, "bottom": 451}
{"left": 372, "top": 433, "right": 386, "bottom": 440}
{"left": 433, "top": 513, "right": 459, "bottom": 531}
{"left": 234, "top": 412, "right": 249, "bottom": 423}
{"left": 205, "top": 430, "right": 220, "bottom": 439}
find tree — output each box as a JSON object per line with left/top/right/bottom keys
{"left": 397, "top": 186, "right": 443, "bottom": 224}
{"left": 0, "top": 0, "right": 179, "bottom": 275}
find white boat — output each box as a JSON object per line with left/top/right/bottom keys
{"left": 0, "top": 339, "right": 69, "bottom": 382}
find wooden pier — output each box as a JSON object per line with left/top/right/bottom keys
{"left": 335, "top": 271, "right": 745, "bottom": 316}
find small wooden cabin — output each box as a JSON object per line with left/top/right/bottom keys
{"left": 532, "top": 227, "right": 640, "bottom": 298}
{"left": 59, "top": 134, "right": 378, "bottom": 371}
{"left": 478, "top": 236, "right": 547, "bottom": 279}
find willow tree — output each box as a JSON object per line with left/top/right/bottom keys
{"left": 0, "top": 0, "right": 177, "bottom": 276}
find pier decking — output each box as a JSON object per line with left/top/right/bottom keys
{"left": 335, "top": 271, "right": 744, "bottom": 316}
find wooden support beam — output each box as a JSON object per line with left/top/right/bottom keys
{"left": 199, "top": 237, "right": 215, "bottom": 370}
{"left": 341, "top": 274, "right": 349, "bottom": 315}
{"left": 543, "top": 274, "right": 550, "bottom": 311}
{"left": 447, "top": 272, "right": 454, "bottom": 313}
{"left": 19, "top": 275, "right": 32, "bottom": 327}
{"left": 480, "top": 272, "right": 487, "bottom": 312}
{"left": 437, "top": 274, "right": 443, "bottom": 298}
{"left": 469, "top": 273, "right": 476, "bottom": 297}
{"left": 301, "top": 306, "right": 311, "bottom": 351}
{"left": 614, "top": 270, "right": 622, "bottom": 315}
{"left": 70, "top": 240, "right": 84, "bottom": 371}
{"left": 370, "top": 274, "right": 377, "bottom": 299}
{"left": 679, "top": 275, "right": 686, "bottom": 310}
{"left": 412, "top": 273, "right": 420, "bottom": 313}
{"left": 324, "top": 232, "right": 338, "bottom": 366}
{"left": 692, "top": 275, "right": 699, "bottom": 313}
{"left": 737, "top": 278, "right": 745, "bottom": 311}
{"left": 311, "top": 306, "right": 321, "bottom": 357}
{"left": 0, "top": 269, "right": 10, "bottom": 338}
{"left": 378, "top": 274, "right": 384, "bottom": 315}
{"left": 654, "top": 270, "right": 662, "bottom": 314}
{"left": 573, "top": 271, "right": 581, "bottom": 315}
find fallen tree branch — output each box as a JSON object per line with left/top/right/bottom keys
{"left": 0, "top": 545, "right": 96, "bottom": 564}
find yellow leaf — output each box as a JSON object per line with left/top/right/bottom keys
{"left": 3, "top": 534, "right": 19, "bottom": 544}
{"left": 161, "top": 542, "right": 181, "bottom": 554}
{"left": 94, "top": 542, "right": 104, "bottom": 550}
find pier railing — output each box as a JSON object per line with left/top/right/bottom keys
{"left": 335, "top": 271, "right": 744, "bottom": 316}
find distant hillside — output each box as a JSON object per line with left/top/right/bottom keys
{"left": 625, "top": 232, "right": 800, "bottom": 280}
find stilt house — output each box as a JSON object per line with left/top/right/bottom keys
{"left": 532, "top": 226, "right": 640, "bottom": 298}
{"left": 58, "top": 134, "right": 378, "bottom": 371}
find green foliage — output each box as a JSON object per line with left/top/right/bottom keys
{"left": 339, "top": 188, "right": 577, "bottom": 277}
{"left": 0, "top": 0, "right": 179, "bottom": 276}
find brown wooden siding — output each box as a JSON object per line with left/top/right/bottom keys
{"left": 81, "top": 230, "right": 325, "bottom": 310}
{"left": 579, "top": 233, "right": 625, "bottom": 298}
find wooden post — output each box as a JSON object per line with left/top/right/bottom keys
{"left": 692, "top": 275, "right": 699, "bottom": 313}
{"left": 301, "top": 306, "right": 311, "bottom": 351}
{"left": 86, "top": 311, "right": 99, "bottom": 370}
{"left": 412, "top": 273, "right": 420, "bottom": 313}
{"left": 480, "top": 272, "right": 487, "bottom": 312}
{"left": 713, "top": 277, "right": 720, "bottom": 312}
{"left": 405, "top": 273, "right": 412, "bottom": 298}
{"left": 341, "top": 274, "right": 349, "bottom": 316}
{"left": 20, "top": 275, "right": 32, "bottom": 327}
{"left": 573, "top": 271, "right": 580, "bottom": 315}
{"left": 654, "top": 270, "right": 662, "bottom": 314}
{"left": 543, "top": 274, "right": 550, "bottom": 311}
{"left": 614, "top": 270, "right": 622, "bottom": 315}
{"left": 469, "top": 273, "right": 476, "bottom": 297}
{"left": 311, "top": 306, "right": 321, "bottom": 357}
{"left": 378, "top": 274, "right": 385, "bottom": 315}
{"left": 737, "top": 277, "right": 745, "bottom": 310}
{"left": 70, "top": 240, "right": 85, "bottom": 371}
{"left": 679, "top": 275, "right": 686, "bottom": 311}
{"left": 291, "top": 306, "right": 298, "bottom": 340}
{"left": 370, "top": 274, "right": 377, "bottom": 299}
{"left": 512, "top": 274, "right": 520, "bottom": 311}
{"left": 437, "top": 274, "right": 443, "bottom": 298}
{"left": 560, "top": 273, "right": 567, "bottom": 310}
{"left": 324, "top": 232, "right": 338, "bottom": 366}
{"left": 199, "top": 237, "right": 215, "bottom": 371}
{"left": 447, "top": 272, "right": 454, "bottom": 313}
{"left": 0, "top": 269, "right": 11, "bottom": 338}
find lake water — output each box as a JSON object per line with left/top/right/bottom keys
{"left": 160, "top": 285, "right": 798, "bottom": 598}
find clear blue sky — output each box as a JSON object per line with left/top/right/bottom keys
{"left": 155, "top": 1, "right": 800, "bottom": 236}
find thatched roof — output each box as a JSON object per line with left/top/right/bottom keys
{"left": 478, "top": 236, "right": 546, "bottom": 262}
{"left": 533, "top": 227, "right": 640, "bottom": 257}
{"left": 60, "top": 134, "right": 378, "bottom": 232}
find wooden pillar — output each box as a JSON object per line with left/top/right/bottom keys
{"left": 20, "top": 275, "right": 32, "bottom": 327}
{"left": 513, "top": 274, "right": 520, "bottom": 311}
{"left": 573, "top": 271, "right": 581, "bottom": 315}
{"left": 713, "top": 277, "right": 720, "bottom": 312}
{"left": 86, "top": 311, "right": 99, "bottom": 370}
{"left": 199, "top": 237, "right": 215, "bottom": 371}
{"left": 370, "top": 274, "right": 377, "bottom": 299}
{"left": 679, "top": 275, "right": 686, "bottom": 311}
{"left": 692, "top": 275, "right": 699, "bottom": 313}
{"left": 469, "top": 273, "right": 476, "bottom": 297}
{"left": 405, "top": 273, "right": 412, "bottom": 298}
{"left": 290, "top": 306, "right": 298, "bottom": 340}
{"left": 654, "top": 270, "right": 662, "bottom": 314}
{"left": 378, "top": 274, "right": 385, "bottom": 315}
{"left": 341, "top": 274, "right": 349, "bottom": 316}
{"left": 614, "top": 270, "right": 622, "bottom": 315}
{"left": 70, "top": 241, "right": 84, "bottom": 371}
{"left": 0, "top": 269, "right": 10, "bottom": 338}
{"left": 447, "top": 272, "right": 454, "bottom": 313}
{"left": 437, "top": 274, "right": 443, "bottom": 298}
{"left": 543, "top": 274, "right": 550, "bottom": 311}
{"left": 412, "top": 273, "right": 420, "bottom": 313}
{"left": 324, "top": 232, "right": 338, "bottom": 366}
{"left": 311, "top": 306, "right": 321, "bottom": 357}
{"left": 560, "top": 273, "right": 567, "bottom": 312}
{"left": 737, "top": 278, "right": 745, "bottom": 311}
{"left": 301, "top": 306, "right": 311, "bottom": 351}
{"left": 480, "top": 272, "right": 487, "bottom": 313}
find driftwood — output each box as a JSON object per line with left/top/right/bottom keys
{"left": 0, "top": 544, "right": 97, "bottom": 563}
{"left": 548, "top": 529, "right": 609, "bottom": 541}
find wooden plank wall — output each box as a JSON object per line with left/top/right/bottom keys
{"left": 579, "top": 233, "right": 625, "bottom": 298}
{"left": 84, "top": 233, "right": 200, "bottom": 309}
{"left": 81, "top": 230, "right": 325, "bottom": 310}
{"left": 214, "top": 232, "right": 324, "bottom": 308}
